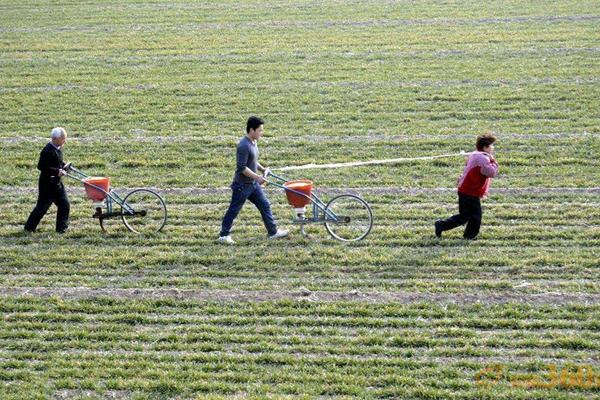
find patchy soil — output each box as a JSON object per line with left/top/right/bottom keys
{"left": 52, "top": 390, "right": 132, "bottom": 400}
{"left": 1, "top": 287, "right": 598, "bottom": 305}
{"left": 2, "top": 131, "right": 596, "bottom": 144}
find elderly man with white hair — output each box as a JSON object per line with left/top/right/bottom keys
{"left": 24, "top": 127, "right": 71, "bottom": 233}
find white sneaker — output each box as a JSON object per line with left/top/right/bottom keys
{"left": 269, "top": 229, "right": 289, "bottom": 240}
{"left": 217, "top": 235, "right": 235, "bottom": 244}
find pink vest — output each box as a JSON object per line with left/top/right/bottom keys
{"left": 457, "top": 151, "right": 498, "bottom": 198}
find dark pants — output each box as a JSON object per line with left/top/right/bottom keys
{"left": 220, "top": 182, "right": 277, "bottom": 237}
{"left": 438, "top": 192, "right": 482, "bottom": 239}
{"left": 25, "top": 182, "right": 70, "bottom": 232}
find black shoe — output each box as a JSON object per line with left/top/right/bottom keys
{"left": 463, "top": 236, "right": 477, "bottom": 241}
{"left": 434, "top": 220, "right": 443, "bottom": 238}
{"left": 23, "top": 228, "right": 34, "bottom": 234}
{"left": 56, "top": 229, "right": 67, "bottom": 234}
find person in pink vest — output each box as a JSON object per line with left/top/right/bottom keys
{"left": 435, "top": 134, "right": 498, "bottom": 240}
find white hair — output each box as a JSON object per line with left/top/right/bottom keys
{"left": 51, "top": 127, "right": 67, "bottom": 140}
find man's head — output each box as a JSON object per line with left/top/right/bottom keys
{"left": 246, "top": 116, "right": 264, "bottom": 141}
{"left": 476, "top": 133, "right": 496, "bottom": 153}
{"left": 51, "top": 127, "right": 67, "bottom": 148}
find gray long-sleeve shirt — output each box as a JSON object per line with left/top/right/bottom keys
{"left": 233, "top": 136, "right": 259, "bottom": 184}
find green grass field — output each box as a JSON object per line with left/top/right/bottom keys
{"left": 1, "top": 0, "right": 599, "bottom": 398}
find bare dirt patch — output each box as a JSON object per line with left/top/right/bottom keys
{"left": 1, "top": 287, "right": 598, "bottom": 305}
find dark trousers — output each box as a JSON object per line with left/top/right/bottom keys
{"left": 25, "top": 182, "right": 70, "bottom": 232}
{"left": 220, "top": 182, "right": 277, "bottom": 237}
{"left": 438, "top": 192, "right": 482, "bottom": 239}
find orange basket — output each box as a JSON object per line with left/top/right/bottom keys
{"left": 283, "top": 180, "right": 313, "bottom": 208}
{"left": 83, "top": 177, "right": 110, "bottom": 201}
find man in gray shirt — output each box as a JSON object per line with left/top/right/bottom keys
{"left": 218, "top": 116, "right": 288, "bottom": 244}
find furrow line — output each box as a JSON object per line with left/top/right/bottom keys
{"left": 0, "top": 348, "right": 596, "bottom": 365}
{"left": 1, "top": 287, "right": 599, "bottom": 305}
{"left": 1, "top": 15, "right": 599, "bottom": 34}
{"left": 2, "top": 77, "right": 599, "bottom": 93}
{"left": 2, "top": 131, "right": 598, "bottom": 144}
{"left": 2, "top": 46, "right": 600, "bottom": 64}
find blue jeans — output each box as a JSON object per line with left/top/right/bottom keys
{"left": 220, "top": 182, "right": 277, "bottom": 237}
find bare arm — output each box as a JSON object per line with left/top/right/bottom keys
{"left": 242, "top": 167, "right": 265, "bottom": 184}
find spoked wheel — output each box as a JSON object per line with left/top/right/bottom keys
{"left": 324, "top": 194, "right": 373, "bottom": 241}
{"left": 121, "top": 189, "right": 167, "bottom": 234}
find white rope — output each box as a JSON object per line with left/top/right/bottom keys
{"left": 275, "top": 151, "right": 470, "bottom": 172}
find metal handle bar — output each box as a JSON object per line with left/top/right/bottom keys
{"left": 50, "top": 162, "right": 75, "bottom": 179}
{"left": 63, "top": 163, "right": 90, "bottom": 180}
{"left": 264, "top": 170, "right": 289, "bottom": 183}
{"left": 62, "top": 164, "right": 113, "bottom": 199}
{"left": 262, "top": 170, "right": 290, "bottom": 190}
